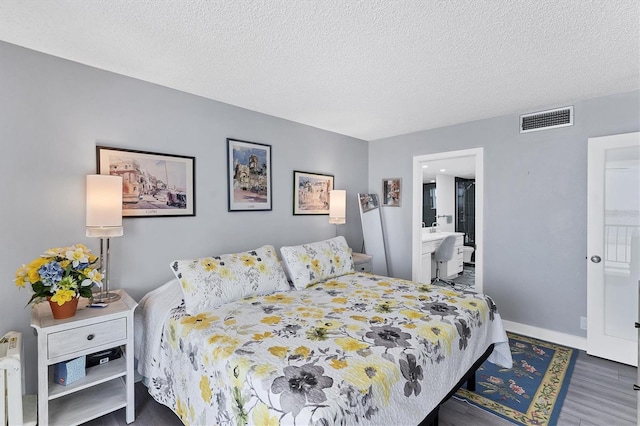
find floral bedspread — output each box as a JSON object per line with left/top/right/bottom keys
{"left": 142, "top": 273, "right": 511, "bottom": 426}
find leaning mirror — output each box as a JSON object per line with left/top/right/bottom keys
{"left": 357, "top": 193, "right": 389, "bottom": 276}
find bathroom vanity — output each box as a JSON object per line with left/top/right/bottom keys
{"left": 420, "top": 230, "right": 465, "bottom": 283}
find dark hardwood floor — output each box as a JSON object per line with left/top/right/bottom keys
{"left": 84, "top": 349, "right": 637, "bottom": 426}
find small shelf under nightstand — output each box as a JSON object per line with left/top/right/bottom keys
{"left": 352, "top": 252, "right": 373, "bottom": 273}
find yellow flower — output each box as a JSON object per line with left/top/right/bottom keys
{"left": 417, "top": 322, "right": 456, "bottom": 354}
{"left": 332, "top": 297, "right": 348, "bottom": 304}
{"left": 252, "top": 331, "right": 273, "bottom": 341}
{"left": 14, "top": 265, "right": 28, "bottom": 287}
{"left": 377, "top": 281, "right": 391, "bottom": 287}
{"left": 335, "top": 337, "right": 369, "bottom": 352}
{"left": 324, "top": 280, "right": 348, "bottom": 289}
{"left": 296, "top": 306, "right": 324, "bottom": 319}
{"left": 200, "top": 375, "right": 212, "bottom": 403}
{"left": 176, "top": 398, "right": 188, "bottom": 423}
{"left": 333, "top": 255, "right": 342, "bottom": 268}
{"left": 400, "top": 309, "right": 425, "bottom": 320}
{"left": 460, "top": 298, "right": 488, "bottom": 315}
{"left": 208, "top": 334, "right": 240, "bottom": 361}
{"left": 440, "top": 289, "right": 459, "bottom": 298}
{"left": 343, "top": 356, "right": 399, "bottom": 405}
{"left": 66, "top": 246, "right": 89, "bottom": 267}
{"left": 50, "top": 290, "right": 75, "bottom": 305}
{"left": 329, "top": 358, "right": 348, "bottom": 369}
{"left": 219, "top": 266, "right": 233, "bottom": 279}
{"left": 350, "top": 315, "right": 368, "bottom": 322}
{"left": 224, "top": 318, "right": 237, "bottom": 326}
{"left": 370, "top": 316, "right": 384, "bottom": 324}
{"left": 200, "top": 258, "right": 217, "bottom": 272}
{"left": 257, "top": 263, "right": 268, "bottom": 273}
{"left": 240, "top": 254, "right": 256, "bottom": 267}
{"left": 404, "top": 323, "right": 417, "bottom": 329}
{"left": 26, "top": 257, "right": 48, "bottom": 282}
{"left": 294, "top": 345, "right": 311, "bottom": 358}
{"left": 311, "top": 259, "right": 321, "bottom": 272}
{"left": 252, "top": 402, "right": 279, "bottom": 426}
{"left": 264, "top": 293, "right": 295, "bottom": 304}
{"left": 253, "top": 364, "right": 277, "bottom": 379}
{"left": 261, "top": 315, "right": 282, "bottom": 325}
{"left": 180, "top": 312, "right": 219, "bottom": 335}
{"left": 268, "top": 346, "right": 289, "bottom": 359}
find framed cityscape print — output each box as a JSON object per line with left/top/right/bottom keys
{"left": 382, "top": 177, "right": 401, "bottom": 206}
{"left": 293, "top": 171, "right": 334, "bottom": 215}
{"left": 96, "top": 146, "right": 195, "bottom": 218}
{"left": 227, "top": 138, "right": 272, "bottom": 211}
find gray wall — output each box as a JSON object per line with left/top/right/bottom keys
{"left": 369, "top": 90, "right": 640, "bottom": 338}
{"left": 0, "top": 41, "right": 368, "bottom": 393}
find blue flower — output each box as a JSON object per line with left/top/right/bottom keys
{"left": 38, "top": 262, "right": 63, "bottom": 286}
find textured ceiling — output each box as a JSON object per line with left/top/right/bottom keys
{"left": 0, "top": 0, "right": 638, "bottom": 141}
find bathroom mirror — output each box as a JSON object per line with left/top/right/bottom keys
{"left": 357, "top": 193, "right": 389, "bottom": 275}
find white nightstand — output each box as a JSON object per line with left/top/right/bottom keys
{"left": 352, "top": 252, "right": 373, "bottom": 273}
{"left": 30, "top": 289, "right": 137, "bottom": 426}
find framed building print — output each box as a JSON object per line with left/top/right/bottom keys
{"left": 293, "top": 171, "right": 334, "bottom": 215}
{"left": 96, "top": 146, "right": 195, "bottom": 217}
{"left": 227, "top": 138, "right": 272, "bottom": 211}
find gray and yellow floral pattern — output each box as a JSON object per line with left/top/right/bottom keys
{"left": 170, "top": 245, "right": 290, "bottom": 315}
{"left": 146, "top": 273, "right": 506, "bottom": 425}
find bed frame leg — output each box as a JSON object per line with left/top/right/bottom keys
{"left": 466, "top": 371, "right": 476, "bottom": 392}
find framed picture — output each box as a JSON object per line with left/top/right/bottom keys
{"left": 96, "top": 146, "right": 195, "bottom": 218}
{"left": 293, "top": 171, "right": 334, "bottom": 215}
{"left": 382, "top": 177, "right": 402, "bottom": 207}
{"left": 227, "top": 138, "right": 272, "bottom": 211}
{"left": 358, "top": 193, "right": 379, "bottom": 213}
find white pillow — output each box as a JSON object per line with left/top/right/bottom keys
{"left": 280, "top": 236, "right": 355, "bottom": 290}
{"left": 170, "top": 245, "right": 290, "bottom": 314}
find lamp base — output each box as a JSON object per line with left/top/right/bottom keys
{"left": 93, "top": 292, "right": 121, "bottom": 303}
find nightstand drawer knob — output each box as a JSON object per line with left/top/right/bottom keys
{"left": 87, "top": 334, "right": 95, "bottom": 341}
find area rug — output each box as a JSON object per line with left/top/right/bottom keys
{"left": 451, "top": 264, "right": 475, "bottom": 288}
{"left": 454, "top": 332, "right": 578, "bottom": 425}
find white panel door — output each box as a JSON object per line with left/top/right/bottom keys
{"left": 587, "top": 132, "right": 640, "bottom": 366}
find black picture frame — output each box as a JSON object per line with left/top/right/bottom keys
{"left": 227, "top": 138, "right": 272, "bottom": 211}
{"left": 293, "top": 171, "right": 334, "bottom": 215}
{"left": 96, "top": 146, "right": 195, "bottom": 217}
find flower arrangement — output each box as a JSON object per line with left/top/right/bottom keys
{"left": 15, "top": 244, "right": 103, "bottom": 306}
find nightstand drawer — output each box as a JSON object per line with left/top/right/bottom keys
{"left": 47, "top": 318, "right": 126, "bottom": 359}
{"left": 355, "top": 263, "right": 372, "bottom": 273}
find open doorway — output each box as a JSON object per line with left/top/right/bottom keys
{"left": 411, "top": 148, "right": 484, "bottom": 294}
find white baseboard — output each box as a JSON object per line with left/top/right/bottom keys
{"left": 502, "top": 320, "right": 587, "bottom": 351}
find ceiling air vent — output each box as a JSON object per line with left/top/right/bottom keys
{"left": 520, "top": 106, "right": 573, "bottom": 133}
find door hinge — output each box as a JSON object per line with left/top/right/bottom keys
{"left": 635, "top": 322, "right": 640, "bottom": 328}
{"left": 634, "top": 384, "right": 640, "bottom": 391}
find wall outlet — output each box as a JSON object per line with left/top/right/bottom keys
{"left": 580, "top": 316, "right": 587, "bottom": 330}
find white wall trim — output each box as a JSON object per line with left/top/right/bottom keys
{"left": 502, "top": 320, "right": 587, "bottom": 351}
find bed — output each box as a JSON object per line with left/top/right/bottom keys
{"left": 134, "top": 237, "right": 512, "bottom": 426}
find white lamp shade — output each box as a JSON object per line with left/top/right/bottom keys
{"left": 329, "top": 190, "right": 346, "bottom": 225}
{"left": 86, "top": 175, "right": 124, "bottom": 237}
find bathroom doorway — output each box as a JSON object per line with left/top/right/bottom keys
{"left": 456, "top": 177, "right": 476, "bottom": 255}
{"left": 412, "top": 148, "right": 484, "bottom": 293}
